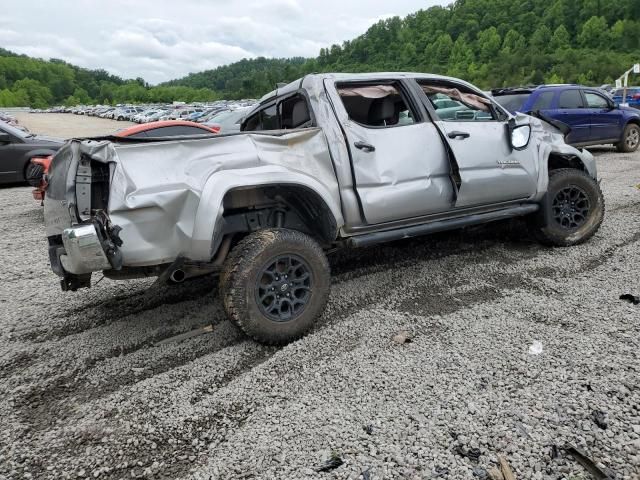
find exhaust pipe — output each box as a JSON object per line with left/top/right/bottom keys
{"left": 169, "top": 269, "right": 186, "bottom": 283}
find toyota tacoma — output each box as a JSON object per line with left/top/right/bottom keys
{"left": 43, "top": 73, "right": 604, "bottom": 344}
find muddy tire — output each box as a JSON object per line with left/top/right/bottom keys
{"left": 220, "top": 229, "right": 330, "bottom": 345}
{"left": 530, "top": 168, "right": 604, "bottom": 247}
{"left": 616, "top": 123, "right": 640, "bottom": 153}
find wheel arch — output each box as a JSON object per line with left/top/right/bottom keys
{"left": 189, "top": 169, "right": 344, "bottom": 261}
{"left": 625, "top": 118, "right": 640, "bottom": 128}
{"left": 220, "top": 184, "right": 339, "bottom": 244}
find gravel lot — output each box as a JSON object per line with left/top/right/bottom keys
{"left": 13, "top": 112, "right": 135, "bottom": 138}
{"left": 0, "top": 115, "right": 639, "bottom": 479}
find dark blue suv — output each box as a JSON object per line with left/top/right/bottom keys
{"left": 492, "top": 85, "right": 640, "bottom": 152}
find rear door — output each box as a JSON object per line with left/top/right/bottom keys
{"left": 416, "top": 80, "right": 538, "bottom": 208}
{"left": 553, "top": 89, "right": 590, "bottom": 144}
{"left": 583, "top": 89, "right": 621, "bottom": 142}
{"left": 325, "top": 79, "right": 454, "bottom": 224}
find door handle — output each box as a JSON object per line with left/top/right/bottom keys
{"left": 354, "top": 141, "right": 375, "bottom": 152}
{"left": 447, "top": 131, "right": 470, "bottom": 139}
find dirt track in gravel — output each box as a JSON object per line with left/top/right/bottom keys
{"left": 0, "top": 114, "right": 638, "bottom": 479}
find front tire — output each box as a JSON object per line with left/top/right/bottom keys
{"left": 220, "top": 229, "right": 330, "bottom": 345}
{"left": 617, "top": 123, "right": 640, "bottom": 153}
{"left": 530, "top": 168, "right": 604, "bottom": 247}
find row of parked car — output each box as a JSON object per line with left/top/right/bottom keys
{"left": 38, "top": 101, "right": 257, "bottom": 135}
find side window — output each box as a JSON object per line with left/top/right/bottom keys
{"left": 280, "top": 95, "right": 311, "bottom": 129}
{"left": 530, "top": 91, "right": 555, "bottom": 110}
{"left": 419, "top": 82, "right": 495, "bottom": 122}
{"left": 337, "top": 82, "right": 416, "bottom": 128}
{"left": 558, "top": 90, "right": 584, "bottom": 109}
{"left": 243, "top": 111, "right": 262, "bottom": 131}
{"left": 260, "top": 105, "right": 278, "bottom": 130}
{"left": 243, "top": 104, "right": 278, "bottom": 131}
{"left": 243, "top": 94, "right": 313, "bottom": 131}
{"left": 584, "top": 92, "right": 609, "bottom": 109}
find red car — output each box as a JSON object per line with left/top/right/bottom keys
{"left": 29, "top": 120, "right": 219, "bottom": 202}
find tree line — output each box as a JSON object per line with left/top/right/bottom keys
{"left": 2, "top": 0, "right": 640, "bottom": 107}
{"left": 0, "top": 50, "right": 220, "bottom": 108}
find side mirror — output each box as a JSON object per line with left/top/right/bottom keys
{"left": 0, "top": 132, "right": 12, "bottom": 143}
{"left": 507, "top": 118, "right": 531, "bottom": 150}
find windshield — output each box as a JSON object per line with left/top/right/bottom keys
{"left": 493, "top": 93, "right": 530, "bottom": 112}
{"left": 0, "top": 121, "right": 31, "bottom": 139}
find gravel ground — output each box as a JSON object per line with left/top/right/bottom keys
{"left": 0, "top": 134, "right": 639, "bottom": 479}
{"left": 13, "top": 112, "right": 135, "bottom": 138}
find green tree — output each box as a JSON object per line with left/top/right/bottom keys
{"left": 550, "top": 25, "right": 571, "bottom": 50}
{"left": 578, "top": 16, "right": 611, "bottom": 48}
{"left": 530, "top": 25, "right": 552, "bottom": 53}
{"left": 477, "top": 27, "right": 501, "bottom": 62}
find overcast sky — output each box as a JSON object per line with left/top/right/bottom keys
{"left": 0, "top": 0, "right": 449, "bottom": 84}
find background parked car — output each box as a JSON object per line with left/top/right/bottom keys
{"left": 611, "top": 87, "right": 640, "bottom": 109}
{"left": 492, "top": 84, "right": 640, "bottom": 152}
{"left": 203, "top": 107, "right": 252, "bottom": 134}
{"left": 0, "top": 121, "right": 61, "bottom": 186}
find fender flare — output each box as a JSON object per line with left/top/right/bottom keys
{"left": 189, "top": 166, "right": 345, "bottom": 260}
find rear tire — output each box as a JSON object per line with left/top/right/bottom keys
{"left": 530, "top": 168, "right": 604, "bottom": 247}
{"left": 220, "top": 229, "right": 330, "bottom": 345}
{"left": 616, "top": 123, "right": 640, "bottom": 152}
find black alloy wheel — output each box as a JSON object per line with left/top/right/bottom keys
{"left": 255, "top": 254, "right": 312, "bottom": 322}
{"left": 551, "top": 185, "right": 591, "bottom": 230}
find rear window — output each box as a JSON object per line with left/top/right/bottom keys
{"left": 558, "top": 89, "right": 584, "bottom": 109}
{"left": 493, "top": 93, "right": 530, "bottom": 112}
{"left": 530, "top": 91, "right": 555, "bottom": 110}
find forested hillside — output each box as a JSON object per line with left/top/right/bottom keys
{"left": 0, "top": 55, "right": 219, "bottom": 108}
{"left": 2, "top": 0, "right": 640, "bottom": 106}
{"left": 169, "top": 0, "right": 640, "bottom": 97}
{"left": 163, "top": 57, "right": 307, "bottom": 100}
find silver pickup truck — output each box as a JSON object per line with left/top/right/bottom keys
{"left": 44, "top": 72, "right": 604, "bottom": 344}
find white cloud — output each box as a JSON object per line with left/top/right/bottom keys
{"left": 2, "top": 0, "right": 449, "bottom": 84}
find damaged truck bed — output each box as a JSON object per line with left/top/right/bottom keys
{"left": 43, "top": 72, "right": 604, "bottom": 344}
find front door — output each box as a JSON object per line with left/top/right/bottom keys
{"left": 325, "top": 79, "right": 455, "bottom": 225}
{"left": 416, "top": 80, "right": 538, "bottom": 208}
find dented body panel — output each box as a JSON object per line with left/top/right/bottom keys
{"left": 43, "top": 72, "right": 598, "bottom": 286}
{"left": 45, "top": 129, "right": 343, "bottom": 268}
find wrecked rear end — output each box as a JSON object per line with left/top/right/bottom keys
{"left": 45, "top": 140, "right": 124, "bottom": 290}
{"left": 44, "top": 130, "right": 339, "bottom": 291}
